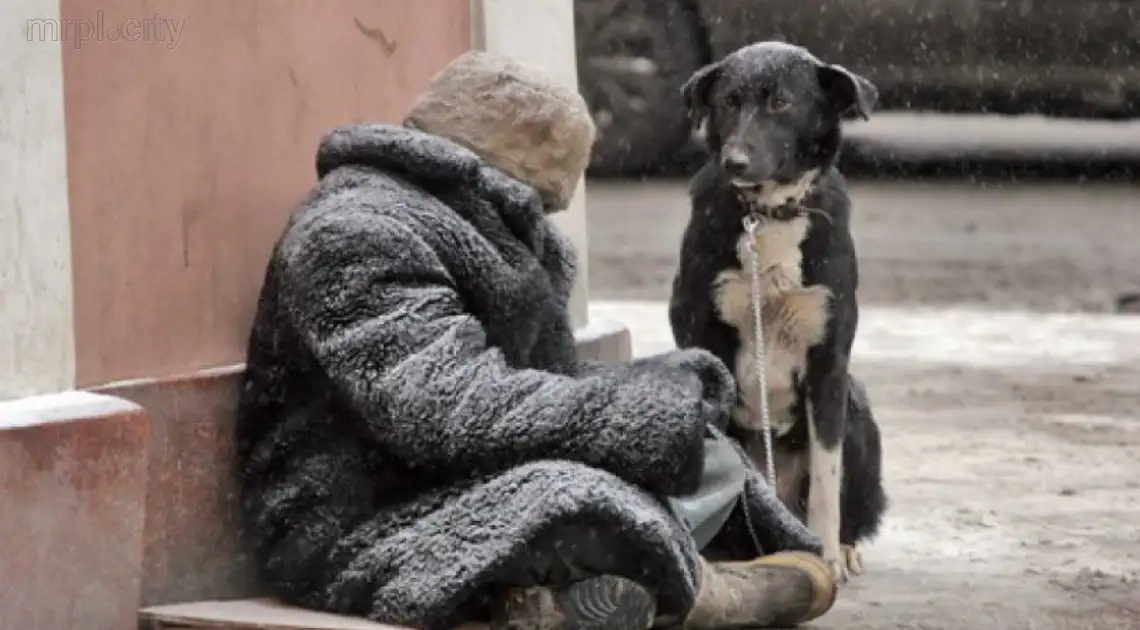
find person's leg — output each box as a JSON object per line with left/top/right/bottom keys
{"left": 663, "top": 433, "right": 838, "bottom": 629}
{"left": 683, "top": 553, "right": 837, "bottom": 629}
{"left": 489, "top": 433, "right": 744, "bottom": 630}
{"left": 492, "top": 519, "right": 837, "bottom": 630}
{"left": 490, "top": 438, "right": 838, "bottom": 630}
{"left": 665, "top": 433, "right": 749, "bottom": 551}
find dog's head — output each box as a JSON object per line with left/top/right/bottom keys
{"left": 682, "top": 41, "right": 877, "bottom": 196}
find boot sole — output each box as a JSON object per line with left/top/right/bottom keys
{"left": 494, "top": 575, "right": 656, "bottom": 630}
{"left": 748, "top": 551, "right": 838, "bottom": 622}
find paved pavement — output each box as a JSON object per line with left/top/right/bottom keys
{"left": 583, "top": 174, "right": 1140, "bottom": 629}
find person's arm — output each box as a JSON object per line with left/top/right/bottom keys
{"left": 279, "top": 213, "right": 730, "bottom": 497}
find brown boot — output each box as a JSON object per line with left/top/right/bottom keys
{"left": 683, "top": 552, "right": 838, "bottom": 629}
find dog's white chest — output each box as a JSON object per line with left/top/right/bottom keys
{"left": 711, "top": 215, "right": 831, "bottom": 434}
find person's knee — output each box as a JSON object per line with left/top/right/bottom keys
{"left": 493, "top": 460, "right": 693, "bottom": 589}
{"left": 503, "top": 459, "right": 668, "bottom": 514}
{"left": 496, "top": 460, "right": 635, "bottom": 579}
{"left": 508, "top": 458, "right": 619, "bottom": 485}
{"left": 500, "top": 519, "right": 638, "bottom": 587}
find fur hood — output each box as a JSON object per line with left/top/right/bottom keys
{"left": 314, "top": 122, "right": 569, "bottom": 288}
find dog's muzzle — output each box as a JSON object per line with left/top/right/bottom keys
{"left": 721, "top": 148, "right": 752, "bottom": 179}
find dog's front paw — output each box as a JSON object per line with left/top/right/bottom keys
{"left": 711, "top": 269, "right": 752, "bottom": 328}
{"left": 765, "top": 285, "right": 833, "bottom": 348}
{"left": 823, "top": 545, "right": 863, "bottom": 584}
{"left": 842, "top": 544, "right": 864, "bottom": 577}
{"left": 823, "top": 551, "right": 849, "bottom": 585}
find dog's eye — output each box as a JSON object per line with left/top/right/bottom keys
{"left": 769, "top": 93, "right": 792, "bottom": 113}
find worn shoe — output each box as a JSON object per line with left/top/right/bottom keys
{"left": 491, "top": 575, "right": 657, "bottom": 630}
{"left": 683, "top": 551, "right": 838, "bottom": 629}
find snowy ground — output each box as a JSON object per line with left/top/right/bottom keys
{"left": 586, "top": 176, "right": 1140, "bottom": 629}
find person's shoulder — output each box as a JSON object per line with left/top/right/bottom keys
{"left": 289, "top": 167, "right": 446, "bottom": 240}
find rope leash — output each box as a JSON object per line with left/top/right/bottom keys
{"left": 742, "top": 211, "right": 777, "bottom": 487}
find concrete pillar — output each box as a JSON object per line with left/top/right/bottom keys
{"left": 1, "top": 0, "right": 76, "bottom": 399}
{"left": 471, "top": 0, "right": 591, "bottom": 328}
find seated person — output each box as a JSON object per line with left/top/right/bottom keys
{"left": 235, "top": 50, "right": 837, "bottom": 630}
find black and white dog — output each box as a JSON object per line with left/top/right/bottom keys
{"left": 668, "top": 42, "right": 887, "bottom": 582}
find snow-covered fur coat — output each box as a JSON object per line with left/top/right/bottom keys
{"left": 235, "top": 124, "right": 821, "bottom": 629}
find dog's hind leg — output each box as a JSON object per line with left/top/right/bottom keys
{"left": 839, "top": 376, "right": 888, "bottom": 576}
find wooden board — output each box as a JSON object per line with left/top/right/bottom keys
{"left": 139, "top": 599, "right": 488, "bottom": 630}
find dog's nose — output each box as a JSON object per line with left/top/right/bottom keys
{"left": 721, "top": 150, "right": 750, "bottom": 176}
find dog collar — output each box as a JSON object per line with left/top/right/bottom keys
{"left": 733, "top": 179, "right": 817, "bottom": 223}
{"left": 748, "top": 203, "right": 806, "bottom": 222}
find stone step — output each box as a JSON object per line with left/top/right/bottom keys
{"left": 0, "top": 391, "right": 149, "bottom": 630}
{"left": 139, "top": 599, "right": 488, "bottom": 630}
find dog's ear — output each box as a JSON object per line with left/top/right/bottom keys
{"left": 681, "top": 61, "right": 722, "bottom": 130}
{"left": 817, "top": 64, "right": 878, "bottom": 121}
